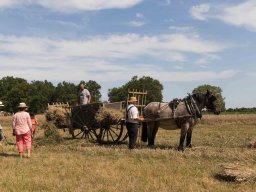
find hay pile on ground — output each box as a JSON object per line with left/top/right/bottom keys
{"left": 216, "top": 163, "right": 256, "bottom": 183}
{"left": 37, "top": 122, "right": 63, "bottom": 144}
{"left": 45, "top": 106, "right": 70, "bottom": 128}
{"left": 247, "top": 139, "right": 256, "bottom": 148}
{"left": 95, "top": 107, "right": 124, "bottom": 125}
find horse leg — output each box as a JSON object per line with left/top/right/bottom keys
{"left": 147, "top": 122, "right": 155, "bottom": 146}
{"left": 178, "top": 122, "right": 189, "bottom": 152}
{"left": 186, "top": 127, "right": 193, "bottom": 148}
{"left": 141, "top": 122, "right": 148, "bottom": 142}
{"left": 151, "top": 122, "right": 159, "bottom": 146}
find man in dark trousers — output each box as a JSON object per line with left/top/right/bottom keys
{"left": 125, "top": 97, "right": 144, "bottom": 149}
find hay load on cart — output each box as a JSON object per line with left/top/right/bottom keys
{"left": 45, "top": 103, "right": 70, "bottom": 128}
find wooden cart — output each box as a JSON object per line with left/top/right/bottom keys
{"left": 68, "top": 102, "right": 126, "bottom": 144}
{"left": 48, "top": 89, "right": 147, "bottom": 144}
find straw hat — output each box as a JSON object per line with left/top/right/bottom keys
{"left": 0, "top": 101, "right": 4, "bottom": 107}
{"left": 18, "top": 102, "right": 28, "bottom": 108}
{"left": 128, "top": 97, "right": 137, "bottom": 103}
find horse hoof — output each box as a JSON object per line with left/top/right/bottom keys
{"left": 178, "top": 146, "right": 184, "bottom": 152}
{"left": 186, "top": 144, "right": 192, "bottom": 148}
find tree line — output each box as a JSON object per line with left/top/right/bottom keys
{"left": 0, "top": 75, "right": 229, "bottom": 114}
{"left": 0, "top": 76, "right": 101, "bottom": 113}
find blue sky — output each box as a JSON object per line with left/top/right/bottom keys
{"left": 0, "top": 0, "right": 255, "bottom": 108}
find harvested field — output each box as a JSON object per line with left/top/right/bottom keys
{"left": 0, "top": 114, "right": 256, "bottom": 192}
{"left": 216, "top": 163, "right": 256, "bottom": 183}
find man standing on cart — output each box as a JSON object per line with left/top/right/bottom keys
{"left": 78, "top": 83, "right": 91, "bottom": 105}
{"left": 125, "top": 96, "right": 144, "bottom": 149}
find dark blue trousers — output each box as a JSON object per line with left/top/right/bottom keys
{"left": 126, "top": 122, "right": 138, "bottom": 149}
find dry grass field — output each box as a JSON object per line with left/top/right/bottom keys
{"left": 0, "top": 114, "right": 255, "bottom": 192}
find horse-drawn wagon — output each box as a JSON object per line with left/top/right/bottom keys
{"left": 46, "top": 90, "right": 221, "bottom": 150}
{"left": 47, "top": 89, "right": 147, "bottom": 144}
{"left": 69, "top": 102, "right": 127, "bottom": 144}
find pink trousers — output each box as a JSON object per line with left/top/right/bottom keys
{"left": 16, "top": 131, "right": 32, "bottom": 153}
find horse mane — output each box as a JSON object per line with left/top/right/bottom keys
{"left": 191, "top": 93, "right": 205, "bottom": 103}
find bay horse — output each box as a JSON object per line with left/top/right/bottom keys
{"left": 141, "top": 90, "right": 221, "bottom": 151}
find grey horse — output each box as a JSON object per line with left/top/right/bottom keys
{"left": 141, "top": 90, "right": 221, "bottom": 151}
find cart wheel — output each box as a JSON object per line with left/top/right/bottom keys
{"left": 70, "top": 113, "right": 99, "bottom": 141}
{"left": 120, "top": 130, "right": 128, "bottom": 142}
{"left": 70, "top": 128, "right": 85, "bottom": 139}
{"left": 98, "top": 120, "right": 124, "bottom": 144}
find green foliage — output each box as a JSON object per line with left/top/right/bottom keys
{"left": 0, "top": 76, "right": 102, "bottom": 113}
{"left": 192, "top": 84, "right": 225, "bottom": 111}
{"left": 0, "top": 76, "right": 29, "bottom": 112}
{"left": 53, "top": 81, "right": 77, "bottom": 105}
{"left": 28, "top": 80, "right": 55, "bottom": 113}
{"left": 225, "top": 107, "right": 256, "bottom": 114}
{"left": 108, "top": 76, "right": 163, "bottom": 103}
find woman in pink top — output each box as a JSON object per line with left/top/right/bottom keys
{"left": 13, "top": 102, "right": 32, "bottom": 158}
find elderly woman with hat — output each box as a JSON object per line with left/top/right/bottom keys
{"left": 12, "top": 102, "right": 32, "bottom": 158}
{"left": 125, "top": 97, "right": 144, "bottom": 149}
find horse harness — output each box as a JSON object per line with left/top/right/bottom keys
{"left": 184, "top": 94, "right": 202, "bottom": 119}
{"left": 148, "top": 95, "right": 202, "bottom": 121}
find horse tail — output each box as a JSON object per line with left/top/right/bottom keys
{"left": 141, "top": 122, "right": 148, "bottom": 142}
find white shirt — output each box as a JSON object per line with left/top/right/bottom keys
{"left": 79, "top": 89, "right": 90, "bottom": 105}
{"left": 126, "top": 104, "right": 139, "bottom": 123}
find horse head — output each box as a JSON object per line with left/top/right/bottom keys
{"left": 204, "top": 90, "right": 221, "bottom": 115}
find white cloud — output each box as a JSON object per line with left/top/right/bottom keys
{"left": 190, "top": 4, "right": 210, "bottom": 21}
{"left": 148, "top": 70, "right": 238, "bottom": 82}
{"left": 136, "top": 13, "right": 144, "bottom": 19}
{"left": 169, "top": 26, "right": 195, "bottom": 33}
{"left": 190, "top": 1, "right": 256, "bottom": 32}
{"left": 0, "top": 0, "right": 144, "bottom": 12}
{"left": 0, "top": 0, "right": 18, "bottom": 7}
{"left": 0, "top": 33, "right": 234, "bottom": 83}
{"left": 127, "top": 20, "right": 145, "bottom": 27}
{"left": 221, "top": 0, "right": 256, "bottom": 31}
{"left": 128, "top": 12, "right": 146, "bottom": 27}
{"left": 0, "top": 33, "right": 228, "bottom": 62}
{"left": 0, "top": 55, "right": 237, "bottom": 83}
{"left": 195, "top": 54, "right": 221, "bottom": 66}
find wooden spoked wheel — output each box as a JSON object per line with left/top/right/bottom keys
{"left": 98, "top": 120, "right": 124, "bottom": 144}
{"left": 70, "top": 110, "right": 100, "bottom": 142}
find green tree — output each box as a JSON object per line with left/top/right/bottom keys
{"left": 53, "top": 82, "right": 77, "bottom": 105}
{"left": 27, "top": 80, "right": 55, "bottom": 113}
{"left": 85, "top": 80, "right": 101, "bottom": 102}
{"left": 192, "top": 84, "right": 225, "bottom": 111}
{"left": 0, "top": 76, "right": 29, "bottom": 112}
{"left": 108, "top": 76, "right": 163, "bottom": 103}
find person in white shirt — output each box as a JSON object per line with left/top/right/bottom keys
{"left": 125, "top": 97, "right": 144, "bottom": 149}
{"left": 78, "top": 83, "right": 91, "bottom": 105}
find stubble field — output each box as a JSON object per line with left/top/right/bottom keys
{"left": 0, "top": 114, "right": 255, "bottom": 192}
